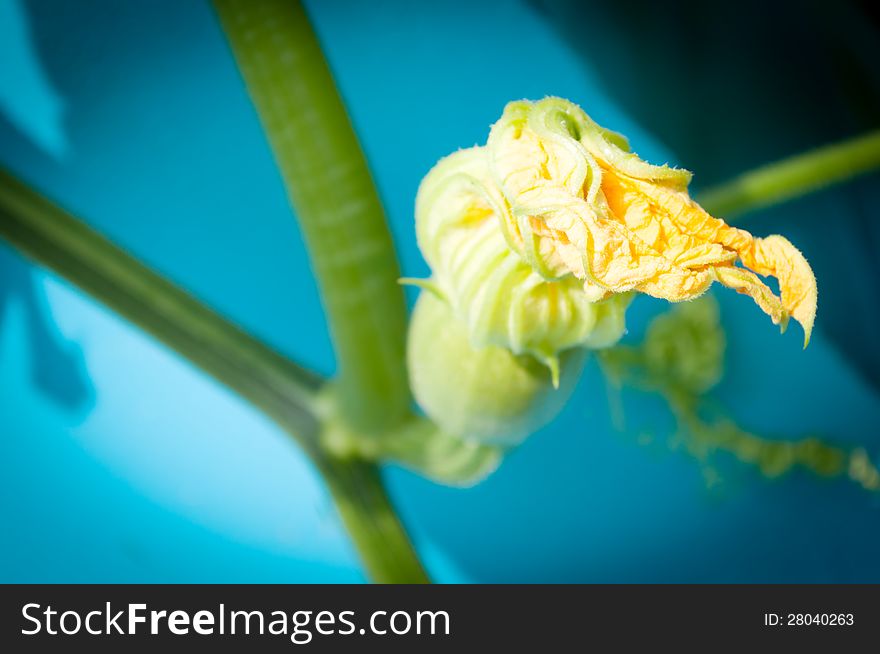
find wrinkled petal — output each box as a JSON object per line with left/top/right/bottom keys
{"left": 738, "top": 235, "right": 818, "bottom": 346}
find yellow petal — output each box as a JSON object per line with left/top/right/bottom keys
{"left": 738, "top": 235, "right": 818, "bottom": 346}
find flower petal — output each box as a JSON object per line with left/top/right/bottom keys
{"left": 738, "top": 235, "right": 818, "bottom": 346}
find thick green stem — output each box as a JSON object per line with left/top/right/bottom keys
{"left": 214, "top": 0, "right": 410, "bottom": 434}
{"left": 0, "top": 168, "right": 429, "bottom": 583}
{"left": 698, "top": 129, "right": 880, "bottom": 218}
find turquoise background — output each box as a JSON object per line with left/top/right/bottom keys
{"left": 1, "top": 0, "right": 879, "bottom": 582}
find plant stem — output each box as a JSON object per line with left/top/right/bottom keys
{"left": 315, "top": 455, "right": 430, "bottom": 584}
{"left": 214, "top": 0, "right": 410, "bottom": 434}
{"left": 697, "top": 129, "right": 880, "bottom": 218}
{"left": 0, "top": 167, "right": 321, "bottom": 443}
{"left": 0, "top": 167, "right": 430, "bottom": 583}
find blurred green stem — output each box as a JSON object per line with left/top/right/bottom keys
{"left": 698, "top": 129, "right": 880, "bottom": 218}
{"left": 214, "top": 0, "right": 410, "bottom": 435}
{"left": 0, "top": 168, "right": 321, "bottom": 439}
{"left": 0, "top": 168, "right": 429, "bottom": 583}
{"left": 315, "top": 456, "right": 429, "bottom": 583}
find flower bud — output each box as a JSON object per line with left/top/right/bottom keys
{"left": 409, "top": 141, "right": 628, "bottom": 443}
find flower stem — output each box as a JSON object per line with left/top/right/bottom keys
{"left": 213, "top": 0, "right": 410, "bottom": 435}
{"left": 697, "top": 130, "right": 880, "bottom": 218}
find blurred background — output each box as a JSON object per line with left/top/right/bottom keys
{"left": 1, "top": 0, "right": 879, "bottom": 582}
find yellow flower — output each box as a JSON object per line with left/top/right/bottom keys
{"left": 407, "top": 97, "right": 819, "bottom": 444}
{"left": 487, "top": 98, "right": 818, "bottom": 345}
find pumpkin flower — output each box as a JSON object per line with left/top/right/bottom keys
{"left": 408, "top": 97, "right": 818, "bottom": 445}
{"left": 486, "top": 97, "right": 818, "bottom": 346}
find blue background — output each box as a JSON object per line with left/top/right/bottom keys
{"left": 1, "top": 0, "right": 879, "bottom": 582}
